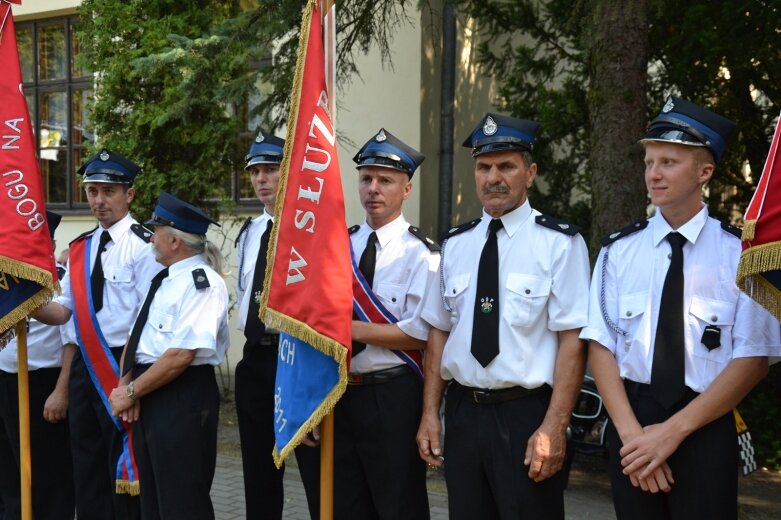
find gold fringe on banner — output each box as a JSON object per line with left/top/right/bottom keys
{"left": 115, "top": 480, "right": 140, "bottom": 496}
{"left": 741, "top": 219, "right": 757, "bottom": 242}
{"left": 0, "top": 257, "right": 59, "bottom": 347}
{"left": 736, "top": 241, "right": 781, "bottom": 321}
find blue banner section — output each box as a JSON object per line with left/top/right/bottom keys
{"left": 1, "top": 276, "right": 42, "bottom": 335}
{"left": 274, "top": 332, "right": 339, "bottom": 451}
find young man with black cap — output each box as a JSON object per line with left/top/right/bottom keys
{"left": 234, "top": 130, "right": 320, "bottom": 519}
{"left": 581, "top": 97, "right": 781, "bottom": 519}
{"left": 108, "top": 191, "right": 229, "bottom": 520}
{"left": 0, "top": 212, "right": 75, "bottom": 519}
{"left": 35, "top": 149, "right": 163, "bottom": 520}
{"left": 417, "top": 113, "right": 590, "bottom": 520}
{"left": 300, "top": 128, "right": 439, "bottom": 519}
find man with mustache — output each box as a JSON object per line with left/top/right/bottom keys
{"left": 416, "top": 113, "right": 590, "bottom": 519}
{"left": 35, "top": 149, "right": 163, "bottom": 520}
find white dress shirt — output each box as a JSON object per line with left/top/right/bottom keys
{"left": 134, "top": 254, "right": 230, "bottom": 366}
{"left": 236, "top": 212, "right": 273, "bottom": 332}
{"left": 350, "top": 214, "right": 440, "bottom": 374}
{"left": 56, "top": 213, "right": 164, "bottom": 347}
{"left": 580, "top": 205, "right": 781, "bottom": 393}
{"left": 421, "top": 200, "right": 591, "bottom": 389}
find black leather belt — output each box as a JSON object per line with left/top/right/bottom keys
{"left": 347, "top": 365, "right": 410, "bottom": 385}
{"left": 455, "top": 381, "right": 547, "bottom": 404}
{"left": 257, "top": 333, "right": 280, "bottom": 347}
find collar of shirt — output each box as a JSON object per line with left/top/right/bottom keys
{"left": 650, "top": 203, "right": 708, "bottom": 247}
{"left": 98, "top": 212, "right": 135, "bottom": 243}
{"left": 360, "top": 213, "right": 408, "bottom": 250}
{"left": 167, "top": 253, "right": 207, "bottom": 280}
{"left": 480, "top": 199, "right": 532, "bottom": 239}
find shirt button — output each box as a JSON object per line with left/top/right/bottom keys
{"left": 524, "top": 289, "right": 531, "bottom": 295}
{"left": 667, "top": 253, "right": 672, "bottom": 259}
{"left": 626, "top": 311, "right": 632, "bottom": 317}
{"left": 711, "top": 315, "right": 718, "bottom": 322}
{"left": 452, "top": 289, "right": 456, "bottom": 294}
{"left": 158, "top": 324, "right": 163, "bottom": 329}
{"left": 391, "top": 297, "right": 397, "bottom": 302}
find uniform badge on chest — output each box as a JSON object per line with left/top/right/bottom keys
{"left": 480, "top": 297, "right": 495, "bottom": 314}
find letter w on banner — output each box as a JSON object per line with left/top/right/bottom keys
{"left": 0, "top": 0, "right": 58, "bottom": 347}
{"left": 260, "top": 0, "right": 352, "bottom": 466}
{"left": 737, "top": 113, "right": 781, "bottom": 321}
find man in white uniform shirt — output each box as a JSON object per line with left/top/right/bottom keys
{"left": 581, "top": 97, "right": 781, "bottom": 519}
{"left": 233, "top": 130, "right": 320, "bottom": 519}
{"left": 417, "top": 113, "right": 590, "bottom": 520}
{"left": 35, "top": 150, "right": 162, "bottom": 520}
{"left": 0, "top": 212, "right": 75, "bottom": 519}
{"left": 300, "top": 129, "right": 439, "bottom": 519}
{"left": 109, "top": 191, "right": 229, "bottom": 520}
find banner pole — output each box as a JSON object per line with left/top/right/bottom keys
{"left": 16, "top": 320, "right": 32, "bottom": 520}
{"left": 319, "top": 2, "right": 336, "bottom": 520}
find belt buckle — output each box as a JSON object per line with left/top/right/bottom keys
{"left": 472, "top": 389, "right": 489, "bottom": 404}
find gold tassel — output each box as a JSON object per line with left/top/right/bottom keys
{"left": 741, "top": 219, "right": 757, "bottom": 242}
{"left": 736, "top": 241, "right": 781, "bottom": 321}
{"left": 115, "top": 480, "right": 141, "bottom": 496}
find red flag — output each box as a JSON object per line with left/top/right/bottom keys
{"left": 0, "top": 1, "right": 58, "bottom": 344}
{"left": 737, "top": 113, "right": 781, "bottom": 321}
{"left": 260, "top": 0, "right": 351, "bottom": 464}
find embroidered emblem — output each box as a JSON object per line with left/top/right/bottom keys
{"left": 662, "top": 97, "right": 674, "bottom": 113}
{"left": 100, "top": 150, "right": 110, "bottom": 161}
{"left": 480, "top": 297, "right": 494, "bottom": 314}
{"left": 558, "top": 223, "right": 570, "bottom": 230}
{"left": 609, "top": 232, "right": 620, "bottom": 239}
{"left": 254, "top": 290, "right": 263, "bottom": 305}
{"left": 483, "top": 116, "right": 498, "bottom": 136}
{"left": 255, "top": 132, "right": 265, "bottom": 143}
{"left": 375, "top": 129, "right": 387, "bottom": 142}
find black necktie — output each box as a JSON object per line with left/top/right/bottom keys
{"left": 244, "top": 220, "right": 273, "bottom": 344}
{"left": 471, "top": 219, "right": 503, "bottom": 367}
{"left": 91, "top": 230, "right": 111, "bottom": 312}
{"left": 122, "top": 268, "right": 169, "bottom": 376}
{"left": 651, "top": 232, "right": 687, "bottom": 409}
{"left": 352, "top": 231, "right": 378, "bottom": 357}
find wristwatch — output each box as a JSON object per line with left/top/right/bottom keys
{"left": 126, "top": 381, "right": 137, "bottom": 402}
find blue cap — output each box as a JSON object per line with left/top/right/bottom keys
{"left": 463, "top": 113, "right": 540, "bottom": 157}
{"left": 146, "top": 192, "right": 219, "bottom": 235}
{"left": 77, "top": 149, "right": 141, "bottom": 184}
{"left": 353, "top": 128, "right": 425, "bottom": 177}
{"left": 245, "top": 130, "right": 285, "bottom": 169}
{"left": 46, "top": 210, "right": 61, "bottom": 239}
{"left": 642, "top": 96, "right": 736, "bottom": 163}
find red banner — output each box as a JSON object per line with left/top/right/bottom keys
{"left": 0, "top": 1, "right": 58, "bottom": 342}
{"left": 737, "top": 113, "right": 781, "bottom": 321}
{"left": 260, "top": 0, "right": 351, "bottom": 464}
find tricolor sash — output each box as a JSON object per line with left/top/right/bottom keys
{"left": 350, "top": 245, "right": 423, "bottom": 378}
{"left": 69, "top": 236, "right": 140, "bottom": 495}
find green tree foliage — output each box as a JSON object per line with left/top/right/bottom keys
{"left": 76, "top": 0, "right": 417, "bottom": 221}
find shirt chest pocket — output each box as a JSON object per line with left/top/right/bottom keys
{"left": 104, "top": 266, "right": 133, "bottom": 285}
{"left": 688, "top": 297, "right": 735, "bottom": 362}
{"left": 504, "top": 273, "right": 551, "bottom": 328}
{"left": 375, "top": 282, "right": 404, "bottom": 316}
{"left": 443, "top": 273, "right": 470, "bottom": 317}
{"left": 148, "top": 308, "right": 177, "bottom": 334}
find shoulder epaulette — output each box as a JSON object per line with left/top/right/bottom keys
{"left": 407, "top": 226, "right": 440, "bottom": 252}
{"left": 192, "top": 268, "right": 210, "bottom": 290}
{"left": 600, "top": 220, "right": 649, "bottom": 247}
{"left": 535, "top": 215, "right": 581, "bottom": 236}
{"left": 131, "top": 223, "right": 154, "bottom": 243}
{"left": 234, "top": 216, "right": 253, "bottom": 248}
{"left": 720, "top": 221, "right": 742, "bottom": 239}
{"left": 69, "top": 226, "right": 98, "bottom": 246}
{"left": 439, "top": 218, "right": 481, "bottom": 242}
{"left": 348, "top": 225, "right": 360, "bottom": 235}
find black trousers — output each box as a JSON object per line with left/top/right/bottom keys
{"left": 69, "top": 348, "right": 139, "bottom": 520}
{"left": 235, "top": 340, "right": 321, "bottom": 520}
{"left": 444, "top": 382, "right": 564, "bottom": 520}
{"left": 299, "top": 369, "right": 430, "bottom": 520}
{"left": 132, "top": 364, "right": 219, "bottom": 520}
{"left": 0, "top": 368, "right": 74, "bottom": 520}
{"left": 606, "top": 381, "right": 737, "bottom": 520}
